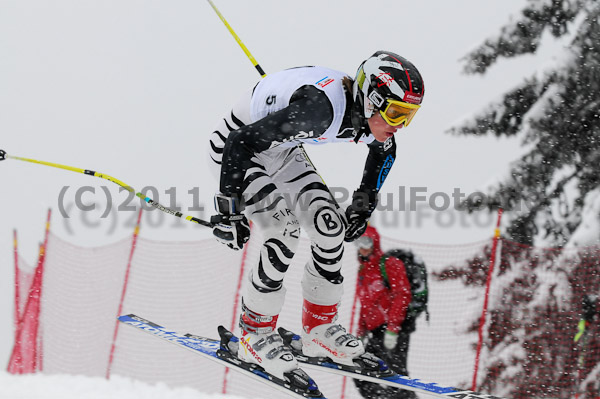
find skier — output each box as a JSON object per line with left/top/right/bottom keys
{"left": 208, "top": 51, "right": 425, "bottom": 381}
{"left": 354, "top": 225, "right": 427, "bottom": 399}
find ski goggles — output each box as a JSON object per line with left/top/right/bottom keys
{"left": 355, "top": 236, "right": 374, "bottom": 249}
{"left": 379, "top": 99, "right": 420, "bottom": 127}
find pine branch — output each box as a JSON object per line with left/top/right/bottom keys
{"left": 461, "top": 0, "right": 583, "bottom": 74}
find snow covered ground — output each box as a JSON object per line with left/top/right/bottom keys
{"left": 0, "top": 371, "right": 252, "bottom": 399}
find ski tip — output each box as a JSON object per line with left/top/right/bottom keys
{"left": 118, "top": 313, "right": 140, "bottom": 321}
{"left": 118, "top": 314, "right": 136, "bottom": 321}
{"left": 117, "top": 314, "right": 164, "bottom": 329}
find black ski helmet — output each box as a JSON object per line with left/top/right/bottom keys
{"left": 353, "top": 51, "right": 425, "bottom": 121}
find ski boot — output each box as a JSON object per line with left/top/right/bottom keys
{"left": 217, "top": 304, "right": 323, "bottom": 397}
{"left": 276, "top": 299, "right": 395, "bottom": 378}
{"left": 300, "top": 300, "right": 364, "bottom": 365}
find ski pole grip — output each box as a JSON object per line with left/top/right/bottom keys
{"left": 0, "top": 149, "right": 6, "bottom": 161}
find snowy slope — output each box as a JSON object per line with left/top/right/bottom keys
{"left": 0, "top": 371, "right": 252, "bottom": 399}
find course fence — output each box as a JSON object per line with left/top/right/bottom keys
{"left": 7, "top": 211, "right": 600, "bottom": 399}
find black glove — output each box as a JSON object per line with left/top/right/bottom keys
{"left": 211, "top": 194, "right": 250, "bottom": 251}
{"left": 344, "top": 191, "right": 377, "bottom": 242}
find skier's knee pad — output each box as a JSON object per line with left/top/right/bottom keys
{"left": 301, "top": 266, "right": 344, "bottom": 306}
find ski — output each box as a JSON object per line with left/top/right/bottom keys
{"left": 117, "top": 314, "right": 326, "bottom": 399}
{"left": 278, "top": 327, "right": 507, "bottom": 399}
{"left": 117, "top": 314, "right": 505, "bottom": 399}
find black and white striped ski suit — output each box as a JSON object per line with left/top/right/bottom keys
{"left": 208, "top": 66, "right": 396, "bottom": 317}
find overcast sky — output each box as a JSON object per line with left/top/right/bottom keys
{"left": 0, "top": 0, "right": 572, "bottom": 366}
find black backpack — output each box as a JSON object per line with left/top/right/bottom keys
{"left": 379, "top": 249, "right": 429, "bottom": 322}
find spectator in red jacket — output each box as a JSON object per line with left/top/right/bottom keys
{"left": 353, "top": 225, "right": 417, "bottom": 399}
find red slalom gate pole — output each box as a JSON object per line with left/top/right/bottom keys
{"left": 471, "top": 208, "right": 503, "bottom": 391}
{"left": 35, "top": 209, "right": 52, "bottom": 372}
{"left": 13, "top": 230, "right": 20, "bottom": 332}
{"left": 340, "top": 273, "right": 361, "bottom": 399}
{"left": 7, "top": 230, "right": 21, "bottom": 373}
{"left": 106, "top": 208, "right": 143, "bottom": 379}
{"left": 222, "top": 223, "right": 252, "bottom": 394}
{"left": 8, "top": 209, "right": 52, "bottom": 373}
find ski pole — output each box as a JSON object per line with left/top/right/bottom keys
{"left": 206, "top": 0, "right": 266, "bottom": 78}
{"left": 0, "top": 149, "right": 225, "bottom": 228}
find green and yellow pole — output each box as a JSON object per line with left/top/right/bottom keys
{"left": 0, "top": 149, "right": 216, "bottom": 228}
{"left": 1, "top": 3, "right": 266, "bottom": 229}
{"left": 206, "top": 0, "right": 266, "bottom": 78}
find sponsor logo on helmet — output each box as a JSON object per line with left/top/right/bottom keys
{"left": 403, "top": 92, "right": 423, "bottom": 104}
{"left": 376, "top": 72, "right": 394, "bottom": 88}
{"left": 316, "top": 76, "right": 335, "bottom": 88}
{"left": 368, "top": 91, "right": 385, "bottom": 108}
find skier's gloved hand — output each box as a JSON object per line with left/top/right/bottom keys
{"left": 383, "top": 330, "right": 398, "bottom": 350}
{"left": 211, "top": 194, "right": 250, "bottom": 251}
{"left": 344, "top": 191, "right": 377, "bottom": 242}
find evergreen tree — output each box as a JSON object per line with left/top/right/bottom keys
{"left": 436, "top": 242, "right": 600, "bottom": 398}
{"left": 451, "top": 0, "right": 600, "bottom": 247}
{"left": 438, "top": 1, "right": 600, "bottom": 397}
